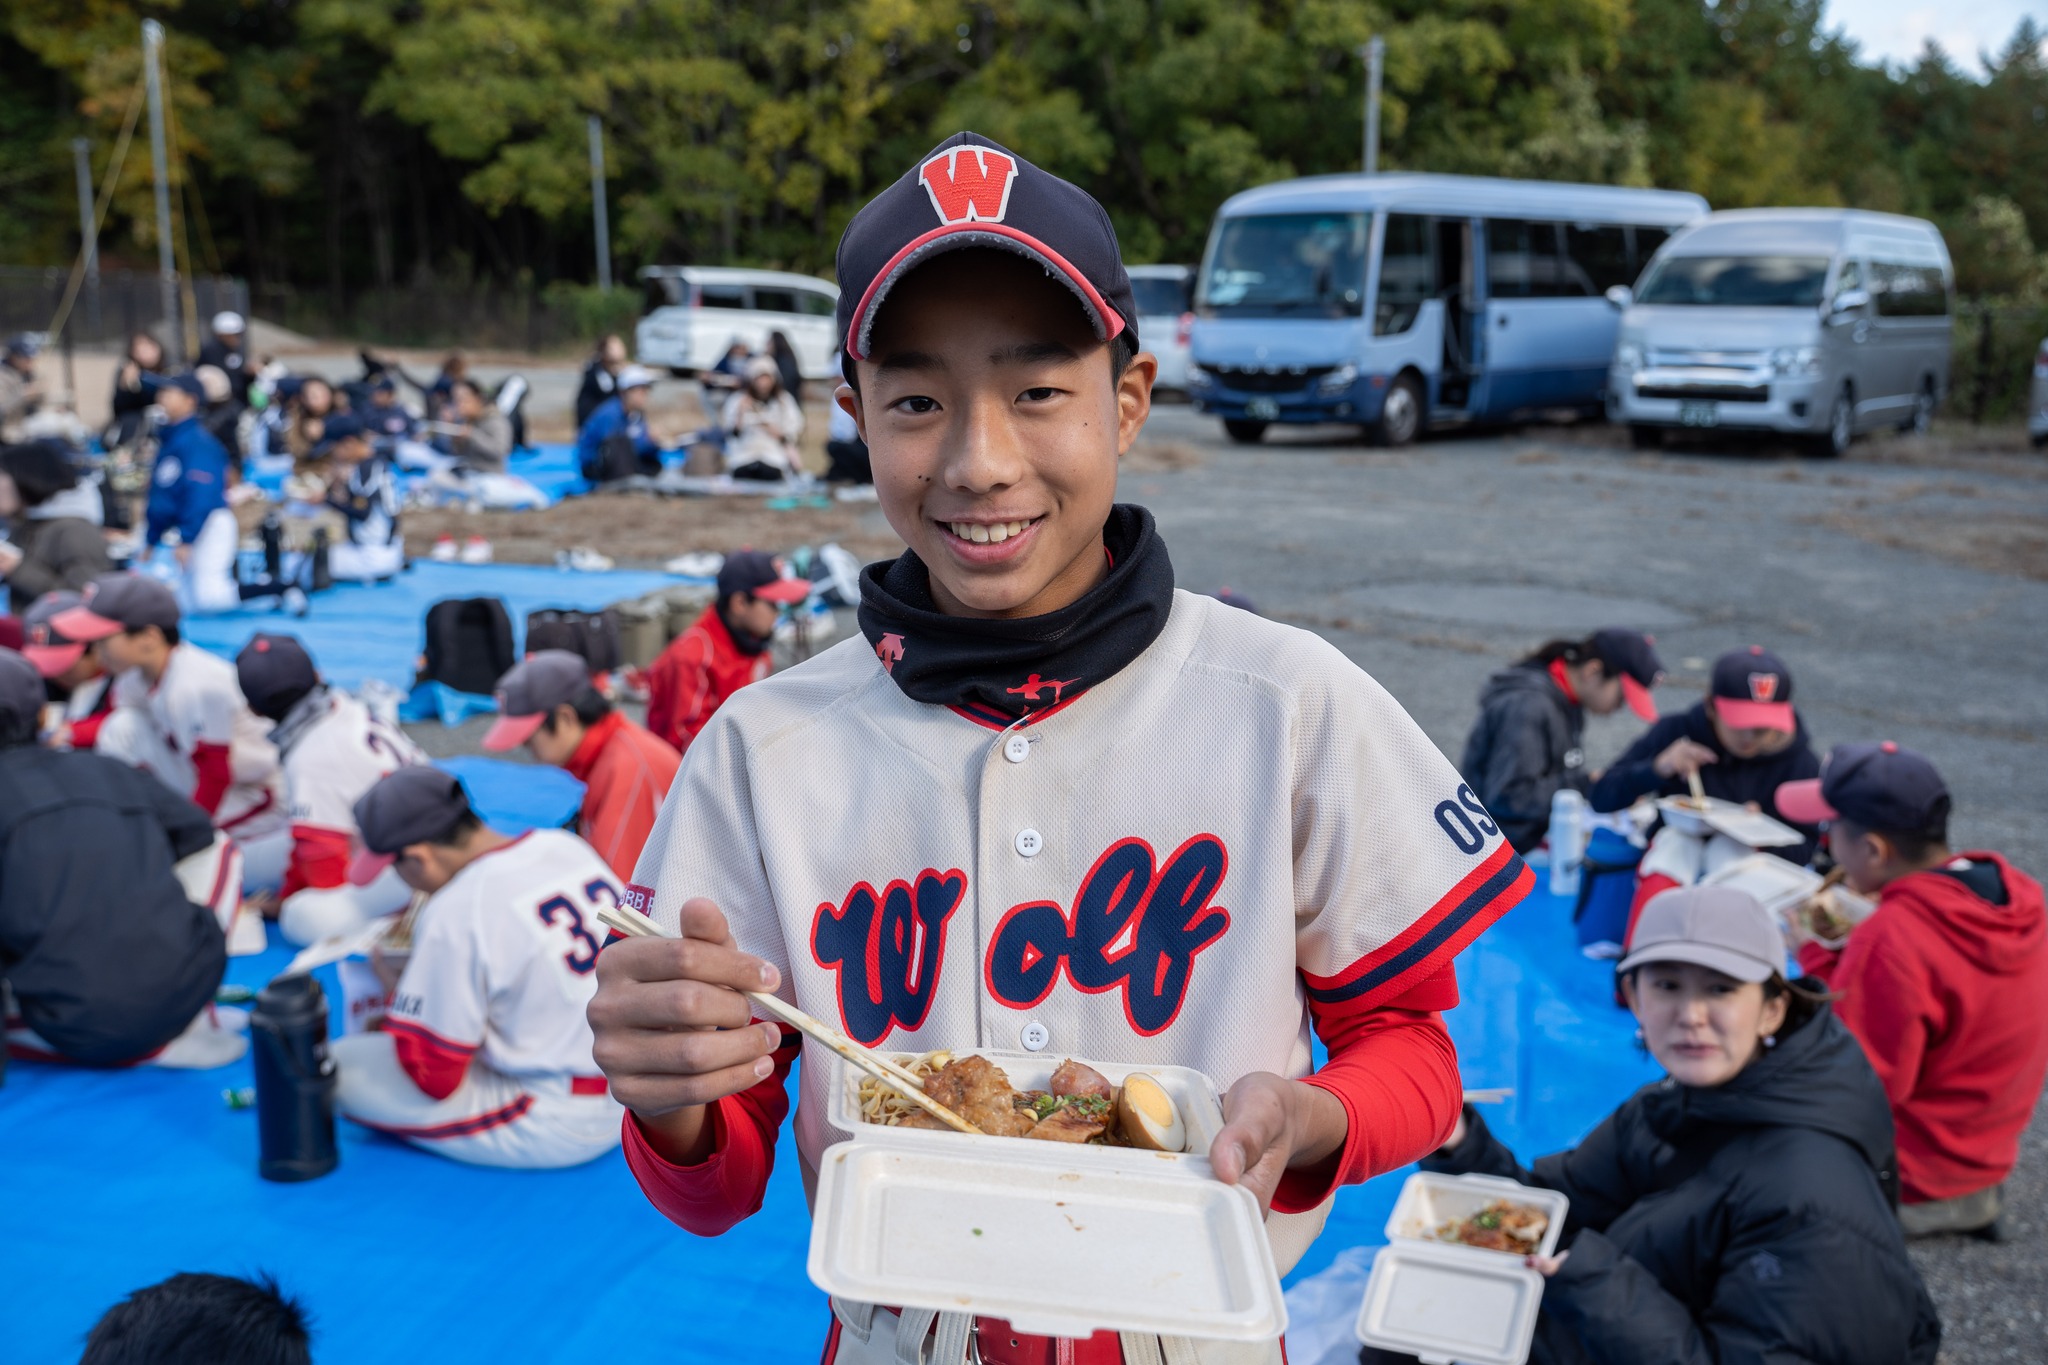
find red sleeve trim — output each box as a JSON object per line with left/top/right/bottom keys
{"left": 386, "top": 1018, "right": 477, "bottom": 1101}
{"left": 284, "top": 823, "right": 354, "bottom": 897}
{"left": 622, "top": 1029, "right": 798, "bottom": 1236}
{"left": 1302, "top": 845, "right": 1529, "bottom": 1016}
{"left": 190, "top": 741, "right": 233, "bottom": 816}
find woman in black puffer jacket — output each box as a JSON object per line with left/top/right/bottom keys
{"left": 1364, "top": 885, "right": 1940, "bottom": 1365}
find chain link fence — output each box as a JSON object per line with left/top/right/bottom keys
{"left": 0, "top": 266, "right": 250, "bottom": 352}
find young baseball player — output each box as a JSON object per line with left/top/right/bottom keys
{"left": 1780, "top": 744, "right": 2048, "bottom": 1238}
{"left": 588, "top": 134, "right": 1532, "bottom": 1365}
{"left": 481, "top": 649, "right": 680, "bottom": 879}
{"left": 329, "top": 766, "right": 625, "bottom": 1168}
{"left": 235, "top": 633, "right": 425, "bottom": 945}
{"left": 643, "top": 551, "right": 810, "bottom": 752}
{"left": 19, "top": 590, "right": 115, "bottom": 749}
{"left": 54, "top": 573, "right": 291, "bottom": 890}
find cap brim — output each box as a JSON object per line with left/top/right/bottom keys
{"left": 1774, "top": 778, "right": 1837, "bottom": 826}
{"left": 481, "top": 710, "right": 547, "bottom": 752}
{"left": 1621, "top": 674, "right": 1659, "bottom": 722}
{"left": 21, "top": 643, "right": 83, "bottom": 677}
{"left": 750, "top": 578, "right": 812, "bottom": 604}
{"left": 346, "top": 848, "right": 396, "bottom": 887}
{"left": 1616, "top": 940, "right": 1778, "bottom": 984}
{"left": 847, "top": 223, "right": 1124, "bottom": 361}
{"left": 48, "top": 607, "right": 125, "bottom": 643}
{"left": 1714, "top": 698, "right": 1795, "bottom": 733}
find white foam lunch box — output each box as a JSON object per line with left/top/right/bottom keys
{"left": 808, "top": 1050, "right": 1286, "bottom": 1342}
{"left": 1354, "top": 1172, "right": 1569, "bottom": 1365}
{"left": 1702, "top": 854, "right": 1875, "bottom": 949}
{"left": 1656, "top": 795, "right": 1803, "bottom": 848}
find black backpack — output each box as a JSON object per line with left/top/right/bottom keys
{"left": 524, "top": 608, "right": 622, "bottom": 674}
{"left": 583, "top": 430, "right": 643, "bottom": 484}
{"left": 419, "top": 597, "right": 516, "bottom": 696}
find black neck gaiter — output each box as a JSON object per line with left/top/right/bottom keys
{"left": 856, "top": 504, "right": 1175, "bottom": 718}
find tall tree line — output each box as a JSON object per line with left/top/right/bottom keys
{"left": 1, "top": 0, "right": 2043, "bottom": 302}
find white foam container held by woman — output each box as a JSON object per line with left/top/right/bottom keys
{"left": 1355, "top": 1172, "right": 1570, "bottom": 1365}
{"left": 809, "top": 1050, "right": 1286, "bottom": 1342}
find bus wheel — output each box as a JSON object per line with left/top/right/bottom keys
{"left": 1223, "top": 419, "right": 1269, "bottom": 444}
{"left": 1371, "top": 374, "right": 1424, "bottom": 447}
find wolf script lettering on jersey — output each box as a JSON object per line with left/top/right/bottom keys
{"left": 806, "top": 835, "right": 1233, "bottom": 1045}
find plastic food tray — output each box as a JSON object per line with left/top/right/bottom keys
{"left": 1656, "top": 795, "right": 1804, "bottom": 848}
{"left": 1704, "top": 855, "right": 1874, "bottom": 949}
{"left": 809, "top": 1050, "right": 1284, "bottom": 1341}
{"left": 1355, "top": 1173, "right": 1570, "bottom": 1365}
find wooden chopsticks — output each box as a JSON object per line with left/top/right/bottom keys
{"left": 593, "top": 902, "right": 984, "bottom": 1136}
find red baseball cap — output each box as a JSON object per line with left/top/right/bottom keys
{"left": 20, "top": 592, "right": 85, "bottom": 677}
{"left": 716, "top": 549, "right": 811, "bottom": 605}
{"left": 1710, "top": 646, "right": 1796, "bottom": 733}
{"left": 1587, "top": 628, "right": 1664, "bottom": 722}
{"left": 482, "top": 650, "right": 590, "bottom": 752}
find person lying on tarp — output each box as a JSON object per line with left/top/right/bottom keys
{"left": 1363, "top": 885, "right": 1940, "bottom": 1365}
{"left": 577, "top": 366, "right": 663, "bottom": 484}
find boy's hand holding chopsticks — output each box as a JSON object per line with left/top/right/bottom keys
{"left": 587, "top": 896, "right": 787, "bottom": 1164}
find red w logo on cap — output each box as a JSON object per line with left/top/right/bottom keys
{"left": 918, "top": 147, "right": 1018, "bottom": 225}
{"left": 1748, "top": 673, "right": 1779, "bottom": 702}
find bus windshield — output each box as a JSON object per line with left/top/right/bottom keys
{"left": 1635, "top": 255, "right": 1831, "bottom": 307}
{"left": 1198, "top": 213, "right": 1368, "bottom": 319}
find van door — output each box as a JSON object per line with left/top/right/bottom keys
{"left": 749, "top": 283, "right": 840, "bottom": 382}
{"left": 1479, "top": 219, "right": 1614, "bottom": 414}
{"left": 1869, "top": 257, "right": 1948, "bottom": 418}
{"left": 689, "top": 280, "right": 757, "bottom": 371}
{"left": 1821, "top": 259, "right": 1876, "bottom": 425}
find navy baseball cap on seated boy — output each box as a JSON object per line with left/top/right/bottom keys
{"left": 235, "top": 634, "right": 318, "bottom": 716}
{"left": 1589, "top": 628, "right": 1664, "bottom": 721}
{"left": 1777, "top": 741, "right": 1950, "bottom": 837}
{"left": 483, "top": 650, "right": 590, "bottom": 752}
{"left": 21, "top": 591, "right": 86, "bottom": 677}
{"left": 1711, "top": 645, "right": 1796, "bottom": 733}
{"left": 312, "top": 412, "right": 367, "bottom": 456}
{"left": 348, "top": 765, "right": 474, "bottom": 884}
{"left": 51, "top": 573, "right": 181, "bottom": 642}
{"left": 717, "top": 549, "right": 812, "bottom": 605}
{"left": 835, "top": 131, "right": 1138, "bottom": 365}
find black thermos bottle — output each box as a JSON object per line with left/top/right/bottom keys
{"left": 250, "top": 973, "right": 339, "bottom": 1181}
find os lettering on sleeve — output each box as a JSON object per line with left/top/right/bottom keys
{"left": 810, "top": 870, "right": 966, "bottom": 1047}
{"left": 1435, "top": 784, "right": 1502, "bottom": 856}
{"left": 985, "top": 835, "right": 1231, "bottom": 1037}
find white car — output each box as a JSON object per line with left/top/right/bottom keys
{"left": 634, "top": 266, "right": 841, "bottom": 381}
{"left": 2032, "top": 335, "right": 2048, "bottom": 449}
{"left": 1127, "top": 264, "right": 1194, "bottom": 390}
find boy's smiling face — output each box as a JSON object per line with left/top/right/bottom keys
{"left": 845, "top": 250, "right": 1155, "bottom": 619}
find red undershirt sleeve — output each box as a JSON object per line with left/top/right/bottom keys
{"left": 385, "top": 1020, "right": 476, "bottom": 1101}
{"left": 621, "top": 1027, "right": 800, "bottom": 1237}
{"left": 1273, "top": 962, "right": 1463, "bottom": 1215}
{"left": 283, "top": 824, "right": 354, "bottom": 898}
{"left": 189, "top": 741, "right": 233, "bottom": 816}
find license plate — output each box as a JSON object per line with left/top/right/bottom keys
{"left": 1245, "top": 397, "right": 1280, "bottom": 420}
{"left": 1679, "top": 401, "right": 1718, "bottom": 427}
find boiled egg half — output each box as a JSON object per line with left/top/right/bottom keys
{"left": 1117, "top": 1072, "right": 1187, "bottom": 1153}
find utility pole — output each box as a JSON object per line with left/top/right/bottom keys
{"left": 1360, "top": 37, "right": 1385, "bottom": 175}
{"left": 73, "top": 138, "right": 101, "bottom": 335}
{"left": 588, "top": 115, "right": 612, "bottom": 292}
{"left": 143, "top": 20, "right": 180, "bottom": 364}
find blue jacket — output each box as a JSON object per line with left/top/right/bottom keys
{"left": 576, "top": 396, "right": 657, "bottom": 477}
{"left": 145, "top": 415, "right": 230, "bottom": 546}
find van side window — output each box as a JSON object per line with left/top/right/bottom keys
{"left": 753, "top": 287, "right": 800, "bottom": 314}
{"left": 698, "top": 285, "right": 748, "bottom": 310}
{"left": 1836, "top": 260, "right": 1862, "bottom": 295}
{"left": 1563, "top": 224, "right": 1632, "bottom": 295}
{"left": 1485, "top": 220, "right": 1572, "bottom": 298}
{"left": 641, "top": 274, "right": 682, "bottom": 314}
{"left": 1632, "top": 226, "right": 1670, "bottom": 266}
{"left": 1375, "top": 213, "right": 1434, "bottom": 336}
{"left": 1870, "top": 261, "right": 1947, "bottom": 317}
{"left": 798, "top": 289, "right": 837, "bottom": 317}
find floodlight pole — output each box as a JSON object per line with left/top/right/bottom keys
{"left": 588, "top": 115, "right": 612, "bottom": 291}
{"left": 73, "top": 138, "right": 101, "bottom": 334}
{"left": 143, "top": 20, "right": 180, "bottom": 363}
{"left": 1360, "top": 37, "right": 1385, "bottom": 175}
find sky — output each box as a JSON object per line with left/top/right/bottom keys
{"left": 1827, "top": 0, "right": 2046, "bottom": 77}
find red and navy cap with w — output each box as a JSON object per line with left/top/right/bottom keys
{"left": 835, "top": 131, "right": 1138, "bottom": 363}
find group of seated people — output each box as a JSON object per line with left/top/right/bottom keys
{"left": 0, "top": 551, "right": 811, "bottom": 1167}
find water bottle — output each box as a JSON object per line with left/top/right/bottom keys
{"left": 250, "top": 973, "right": 339, "bottom": 1182}
{"left": 1549, "top": 788, "right": 1588, "bottom": 900}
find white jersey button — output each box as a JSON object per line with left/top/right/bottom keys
{"left": 1003, "top": 734, "right": 1031, "bottom": 764}
{"left": 1014, "top": 828, "right": 1044, "bottom": 858}
{"left": 1020, "top": 1021, "right": 1050, "bottom": 1051}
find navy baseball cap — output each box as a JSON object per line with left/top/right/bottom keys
{"left": 158, "top": 371, "right": 207, "bottom": 400}
{"left": 0, "top": 647, "right": 44, "bottom": 732}
{"left": 236, "top": 634, "right": 318, "bottom": 716}
{"left": 348, "top": 765, "right": 473, "bottom": 884}
{"left": 1778, "top": 741, "right": 1950, "bottom": 838}
{"left": 21, "top": 591, "right": 86, "bottom": 677}
{"left": 483, "top": 649, "right": 590, "bottom": 751}
{"left": 1711, "top": 645, "right": 1795, "bottom": 733}
{"left": 717, "top": 549, "right": 811, "bottom": 606}
{"left": 313, "top": 412, "right": 367, "bottom": 454}
{"left": 51, "top": 573, "right": 181, "bottom": 642}
{"left": 1589, "top": 628, "right": 1664, "bottom": 721}
{"left": 835, "top": 131, "right": 1137, "bottom": 363}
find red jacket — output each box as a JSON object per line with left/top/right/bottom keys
{"left": 564, "top": 711, "right": 682, "bottom": 881}
{"left": 644, "top": 607, "right": 770, "bottom": 754}
{"left": 1799, "top": 852, "right": 2048, "bottom": 1202}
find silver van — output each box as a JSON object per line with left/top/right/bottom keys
{"left": 1606, "top": 209, "right": 1952, "bottom": 454}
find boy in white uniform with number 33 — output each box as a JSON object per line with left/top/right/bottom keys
{"left": 331, "top": 766, "right": 623, "bottom": 1168}
{"left": 589, "top": 134, "right": 1533, "bottom": 1362}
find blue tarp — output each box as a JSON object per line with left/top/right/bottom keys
{"left": 245, "top": 444, "right": 592, "bottom": 506}
{"left": 0, "top": 879, "right": 1654, "bottom": 1364}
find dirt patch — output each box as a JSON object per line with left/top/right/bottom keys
{"left": 403, "top": 493, "right": 903, "bottom": 569}
{"left": 1808, "top": 507, "right": 2048, "bottom": 582}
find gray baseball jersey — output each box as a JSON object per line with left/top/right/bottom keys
{"left": 629, "top": 589, "right": 1529, "bottom": 1273}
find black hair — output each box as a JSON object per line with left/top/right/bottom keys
{"left": 841, "top": 313, "right": 1143, "bottom": 395}
{"left": 1620, "top": 967, "right": 1831, "bottom": 1050}
{"left": 125, "top": 622, "right": 179, "bottom": 648}
{"left": 449, "top": 376, "right": 482, "bottom": 401}
{"left": 0, "top": 440, "right": 81, "bottom": 507}
{"left": 80, "top": 1271, "right": 312, "bottom": 1365}
{"left": 1833, "top": 809, "right": 1951, "bottom": 865}
{"left": 539, "top": 683, "right": 612, "bottom": 735}
{"left": 1519, "top": 636, "right": 1610, "bottom": 676}
{"left": 425, "top": 808, "right": 485, "bottom": 849}
{"left": 0, "top": 703, "right": 37, "bottom": 749}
